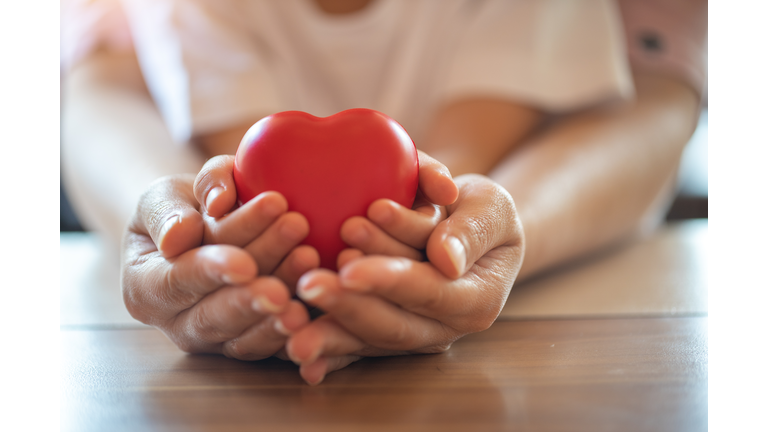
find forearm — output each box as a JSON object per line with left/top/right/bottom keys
{"left": 490, "top": 73, "right": 700, "bottom": 280}
{"left": 419, "top": 99, "right": 543, "bottom": 177}
{"left": 61, "top": 50, "right": 205, "bottom": 247}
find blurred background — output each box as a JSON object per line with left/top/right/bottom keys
{"left": 59, "top": 0, "right": 708, "bottom": 233}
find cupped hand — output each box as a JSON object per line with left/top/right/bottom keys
{"left": 194, "top": 155, "right": 320, "bottom": 290}
{"left": 338, "top": 150, "right": 460, "bottom": 265}
{"left": 285, "top": 174, "right": 525, "bottom": 384}
{"left": 121, "top": 174, "right": 310, "bottom": 360}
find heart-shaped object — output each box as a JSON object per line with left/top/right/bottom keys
{"left": 233, "top": 108, "right": 419, "bottom": 270}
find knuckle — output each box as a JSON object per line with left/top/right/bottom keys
{"left": 121, "top": 263, "right": 161, "bottom": 325}
{"left": 189, "top": 306, "right": 225, "bottom": 343}
{"left": 163, "top": 266, "right": 200, "bottom": 307}
{"left": 449, "top": 177, "right": 518, "bottom": 251}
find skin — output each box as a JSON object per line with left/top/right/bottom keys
{"left": 186, "top": 73, "right": 698, "bottom": 386}
{"left": 64, "top": 0, "right": 701, "bottom": 385}
{"left": 62, "top": 49, "right": 204, "bottom": 249}
{"left": 282, "top": 72, "right": 700, "bottom": 384}
{"left": 120, "top": 150, "right": 458, "bottom": 362}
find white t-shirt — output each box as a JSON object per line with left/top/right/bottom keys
{"left": 122, "top": 0, "right": 634, "bottom": 144}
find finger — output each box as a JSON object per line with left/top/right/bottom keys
{"left": 173, "top": 276, "right": 291, "bottom": 354}
{"left": 272, "top": 245, "right": 320, "bottom": 293}
{"left": 365, "top": 198, "right": 446, "bottom": 249}
{"left": 339, "top": 216, "right": 424, "bottom": 261}
{"left": 221, "top": 299, "right": 310, "bottom": 361}
{"left": 132, "top": 174, "right": 204, "bottom": 258}
{"left": 287, "top": 315, "right": 402, "bottom": 365}
{"left": 295, "top": 270, "right": 450, "bottom": 351}
{"left": 274, "top": 299, "right": 312, "bottom": 336}
{"left": 337, "top": 256, "right": 460, "bottom": 320}
{"left": 202, "top": 191, "right": 288, "bottom": 246}
{"left": 426, "top": 174, "right": 524, "bottom": 279}
{"left": 299, "top": 355, "right": 362, "bottom": 386}
{"left": 193, "top": 155, "right": 238, "bottom": 218}
{"left": 338, "top": 255, "right": 514, "bottom": 334}
{"left": 285, "top": 315, "right": 367, "bottom": 365}
{"left": 337, "top": 248, "right": 364, "bottom": 269}
{"left": 122, "top": 244, "right": 257, "bottom": 325}
{"left": 417, "top": 150, "right": 459, "bottom": 206}
{"left": 244, "top": 211, "right": 310, "bottom": 275}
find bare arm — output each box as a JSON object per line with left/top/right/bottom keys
{"left": 491, "top": 73, "right": 700, "bottom": 279}
{"left": 419, "top": 99, "right": 544, "bottom": 177}
{"left": 420, "top": 72, "right": 699, "bottom": 280}
{"left": 61, "top": 50, "right": 205, "bottom": 247}
{"left": 193, "top": 122, "right": 255, "bottom": 158}
{"left": 283, "top": 72, "right": 701, "bottom": 384}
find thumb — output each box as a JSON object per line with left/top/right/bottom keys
{"left": 193, "top": 155, "right": 239, "bottom": 218}
{"left": 426, "top": 174, "right": 524, "bottom": 279}
{"left": 132, "top": 174, "right": 204, "bottom": 258}
{"left": 416, "top": 150, "right": 459, "bottom": 207}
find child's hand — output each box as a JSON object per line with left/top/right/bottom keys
{"left": 193, "top": 155, "right": 321, "bottom": 291}
{"left": 338, "top": 150, "right": 460, "bottom": 269}
{"left": 121, "top": 174, "right": 311, "bottom": 360}
{"left": 285, "top": 175, "right": 525, "bottom": 385}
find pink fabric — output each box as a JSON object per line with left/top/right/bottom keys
{"left": 60, "top": 0, "right": 133, "bottom": 71}
{"left": 618, "top": 0, "right": 708, "bottom": 96}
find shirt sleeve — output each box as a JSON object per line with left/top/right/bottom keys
{"left": 441, "top": 0, "right": 635, "bottom": 113}
{"left": 618, "top": 0, "right": 708, "bottom": 98}
{"left": 121, "top": 0, "right": 283, "bottom": 143}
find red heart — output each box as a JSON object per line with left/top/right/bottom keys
{"left": 233, "top": 108, "right": 419, "bottom": 270}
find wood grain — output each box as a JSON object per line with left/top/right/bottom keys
{"left": 61, "top": 317, "right": 707, "bottom": 432}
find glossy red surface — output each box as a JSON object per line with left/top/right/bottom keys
{"left": 234, "top": 109, "right": 419, "bottom": 270}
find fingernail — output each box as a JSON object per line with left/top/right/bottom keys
{"left": 274, "top": 318, "right": 291, "bottom": 336}
{"left": 445, "top": 236, "right": 466, "bottom": 276}
{"left": 205, "top": 186, "right": 224, "bottom": 212}
{"left": 298, "top": 284, "right": 324, "bottom": 302}
{"left": 158, "top": 215, "right": 179, "bottom": 247}
{"left": 221, "top": 272, "right": 251, "bottom": 285}
{"left": 252, "top": 295, "right": 282, "bottom": 314}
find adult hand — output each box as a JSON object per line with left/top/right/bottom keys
{"left": 285, "top": 174, "right": 525, "bottom": 384}
{"left": 121, "top": 174, "right": 311, "bottom": 360}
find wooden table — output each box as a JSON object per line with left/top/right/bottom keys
{"left": 61, "top": 220, "right": 708, "bottom": 431}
